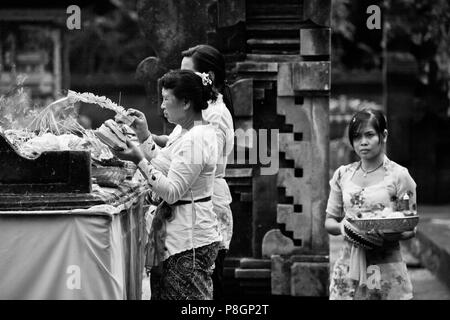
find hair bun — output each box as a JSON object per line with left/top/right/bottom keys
{"left": 160, "top": 69, "right": 218, "bottom": 113}
{"left": 200, "top": 81, "right": 217, "bottom": 110}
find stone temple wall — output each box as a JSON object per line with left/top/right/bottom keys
{"left": 137, "top": 0, "right": 331, "bottom": 297}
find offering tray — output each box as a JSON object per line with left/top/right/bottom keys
{"left": 348, "top": 210, "right": 419, "bottom": 233}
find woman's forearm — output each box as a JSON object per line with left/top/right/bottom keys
{"left": 325, "top": 217, "right": 343, "bottom": 236}
{"left": 152, "top": 134, "right": 169, "bottom": 148}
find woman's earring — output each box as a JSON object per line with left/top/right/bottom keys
{"left": 184, "top": 100, "right": 191, "bottom": 110}
{"left": 208, "top": 71, "right": 215, "bottom": 84}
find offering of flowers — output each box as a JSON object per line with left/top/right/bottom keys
{"left": 348, "top": 205, "right": 419, "bottom": 233}
{"left": 356, "top": 207, "right": 416, "bottom": 219}
{"left": 1, "top": 84, "right": 138, "bottom": 155}
{"left": 67, "top": 90, "right": 134, "bottom": 126}
{"left": 1, "top": 80, "right": 141, "bottom": 189}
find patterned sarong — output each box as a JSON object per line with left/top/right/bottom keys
{"left": 150, "top": 242, "right": 220, "bottom": 300}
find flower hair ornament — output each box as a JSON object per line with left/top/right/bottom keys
{"left": 195, "top": 72, "right": 213, "bottom": 86}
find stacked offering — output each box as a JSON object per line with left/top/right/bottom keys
{"left": 348, "top": 202, "right": 419, "bottom": 233}
{"left": 92, "top": 119, "right": 137, "bottom": 187}
{"left": 94, "top": 119, "right": 128, "bottom": 151}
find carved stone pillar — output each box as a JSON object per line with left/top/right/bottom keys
{"left": 260, "top": 0, "right": 332, "bottom": 297}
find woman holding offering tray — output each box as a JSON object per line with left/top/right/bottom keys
{"left": 114, "top": 69, "right": 221, "bottom": 300}
{"left": 325, "top": 108, "right": 418, "bottom": 300}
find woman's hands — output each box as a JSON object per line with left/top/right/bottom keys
{"left": 113, "top": 139, "right": 145, "bottom": 164}
{"left": 116, "top": 108, "right": 151, "bottom": 143}
{"left": 368, "top": 228, "right": 417, "bottom": 242}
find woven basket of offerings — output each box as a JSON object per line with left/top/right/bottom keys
{"left": 348, "top": 208, "right": 419, "bottom": 233}
{"left": 342, "top": 219, "right": 384, "bottom": 250}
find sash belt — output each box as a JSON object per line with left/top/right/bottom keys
{"left": 172, "top": 196, "right": 211, "bottom": 206}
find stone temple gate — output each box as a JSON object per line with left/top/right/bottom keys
{"left": 137, "top": 0, "right": 331, "bottom": 297}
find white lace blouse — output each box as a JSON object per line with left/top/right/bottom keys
{"left": 138, "top": 124, "right": 222, "bottom": 259}
{"left": 167, "top": 94, "right": 235, "bottom": 249}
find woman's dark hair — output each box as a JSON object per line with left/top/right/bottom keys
{"left": 348, "top": 108, "right": 387, "bottom": 147}
{"left": 160, "top": 69, "right": 217, "bottom": 113}
{"left": 181, "top": 44, "right": 235, "bottom": 119}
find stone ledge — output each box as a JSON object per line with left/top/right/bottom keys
{"left": 235, "top": 269, "right": 271, "bottom": 279}
{"left": 403, "top": 219, "right": 450, "bottom": 290}
{"left": 236, "top": 61, "right": 278, "bottom": 73}
{"left": 239, "top": 258, "right": 271, "bottom": 269}
{"left": 271, "top": 254, "right": 329, "bottom": 296}
{"left": 290, "top": 262, "right": 329, "bottom": 297}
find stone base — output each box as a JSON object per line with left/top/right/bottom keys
{"left": 290, "top": 262, "right": 329, "bottom": 297}
{"left": 403, "top": 221, "right": 450, "bottom": 290}
{"left": 271, "top": 255, "right": 329, "bottom": 297}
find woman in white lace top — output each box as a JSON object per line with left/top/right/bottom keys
{"left": 133, "top": 45, "right": 235, "bottom": 300}
{"left": 115, "top": 69, "right": 221, "bottom": 300}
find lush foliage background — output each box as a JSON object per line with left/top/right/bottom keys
{"left": 332, "top": 0, "right": 450, "bottom": 104}
{"left": 68, "top": 0, "right": 154, "bottom": 74}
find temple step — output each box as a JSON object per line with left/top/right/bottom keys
{"left": 236, "top": 61, "right": 278, "bottom": 74}
{"left": 239, "top": 257, "right": 271, "bottom": 269}
{"left": 247, "top": 5, "right": 301, "bottom": 18}
{"left": 246, "top": 54, "right": 301, "bottom": 62}
{"left": 235, "top": 268, "right": 271, "bottom": 279}
{"left": 247, "top": 38, "right": 300, "bottom": 47}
